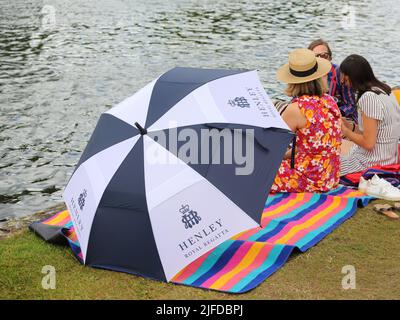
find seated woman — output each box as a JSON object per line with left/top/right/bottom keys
{"left": 308, "top": 39, "right": 358, "bottom": 124}
{"left": 340, "top": 55, "right": 400, "bottom": 176}
{"left": 271, "top": 48, "right": 342, "bottom": 193}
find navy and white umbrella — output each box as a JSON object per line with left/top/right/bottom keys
{"left": 63, "top": 67, "right": 293, "bottom": 281}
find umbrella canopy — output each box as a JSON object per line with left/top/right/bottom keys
{"left": 63, "top": 67, "right": 294, "bottom": 281}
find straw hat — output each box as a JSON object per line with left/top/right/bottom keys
{"left": 276, "top": 48, "right": 332, "bottom": 84}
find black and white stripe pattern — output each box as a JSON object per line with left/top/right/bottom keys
{"left": 62, "top": 67, "right": 294, "bottom": 281}
{"left": 341, "top": 89, "right": 400, "bottom": 175}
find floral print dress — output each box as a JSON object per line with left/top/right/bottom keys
{"left": 271, "top": 94, "right": 342, "bottom": 193}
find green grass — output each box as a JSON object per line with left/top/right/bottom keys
{"left": 0, "top": 201, "right": 399, "bottom": 300}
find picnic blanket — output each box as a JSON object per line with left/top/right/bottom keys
{"left": 340, "top": 163, "right": 400, "bottom": 188}
{"left": 340, "top": 144, "right": 400, "bottom": 187}
{"left": 30, "top": 186, "right": 373, "bottom": 293}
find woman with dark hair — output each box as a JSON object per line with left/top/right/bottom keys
{"left": 340, "top": 54, "right": 400, "bottom": 175}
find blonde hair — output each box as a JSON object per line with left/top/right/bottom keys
{"left": 284, "top": 77, "right": 328, "bottom": 97}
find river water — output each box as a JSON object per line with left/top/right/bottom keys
{"left": 1, "top": 0, "right": 399, "bottom": 219}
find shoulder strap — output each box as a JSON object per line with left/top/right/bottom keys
{"left": 279, "top": 104, "right": 289, "bottom": 116}
{"left": 290, "top": 135, "right": 296, "bottom": 169}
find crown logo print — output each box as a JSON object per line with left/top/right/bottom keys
{"left": 180, "top": 204, "right": 201, "bottom": 229}
{"left": 228, "top": 96, "right": 250, "bottom": 108}
{"left": 77, "top": 189, "right": 88, "bottom": 211}
{"left": 179, "top": 204, "right": 190, "bottom": 214}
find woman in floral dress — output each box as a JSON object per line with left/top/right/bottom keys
{"left": 271, "top": 48, "right": 342, "bottom": 193}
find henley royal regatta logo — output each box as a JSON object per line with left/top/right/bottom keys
{"left": 228, "top": 96, "right": 250, "bottom": 108}
{"left": 77, "top": 189, "right": 88, "bottom": 211}
{"left": 180, "top": 204, "right": 201, "bottom": 229}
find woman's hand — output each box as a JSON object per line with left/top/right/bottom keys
{"left": 341, "top": 112, "right": 378, "bottom": 151}
{"left": 341, "top": 117, "right": 354, "bottom": 130}
{"left": 341, "top": 121, "right": 350, "bottom": 139}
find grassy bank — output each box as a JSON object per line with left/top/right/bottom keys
{"left": 0, "top": 200, "right": 399, "bottom": 300}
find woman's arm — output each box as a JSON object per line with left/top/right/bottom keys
{"left": 281, "top": 102, "right": 307, "bottom": 132}
{"left": 341, "top": 112, "right": 378, "bottom": 151}
{"left": 281, "top": 102, "right": 307, "bottom": 159}
{"left": 283, "top": 148, "right": 293, "bottom": 159}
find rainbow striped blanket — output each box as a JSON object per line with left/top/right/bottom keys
{"left": 30, "top": 186, "right": 372, "bottom": 293}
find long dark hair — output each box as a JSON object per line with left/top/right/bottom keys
{"left": 340, "top": 54, "right": 391, "bottom": 101}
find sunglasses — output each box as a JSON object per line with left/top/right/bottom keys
{"left": 315, "top": 52, "right": 331, "bottom": 60}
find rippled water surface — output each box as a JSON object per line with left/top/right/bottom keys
{"left": 1, "top": 0, "right": 399, "bottom": 219}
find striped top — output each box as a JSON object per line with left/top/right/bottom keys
{"left": 340, "top": 88, "right": 400, "bottom": 175}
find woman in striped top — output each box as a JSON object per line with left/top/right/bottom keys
{"left": 340, "top": 55, "right": 400, "bottom": 175}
